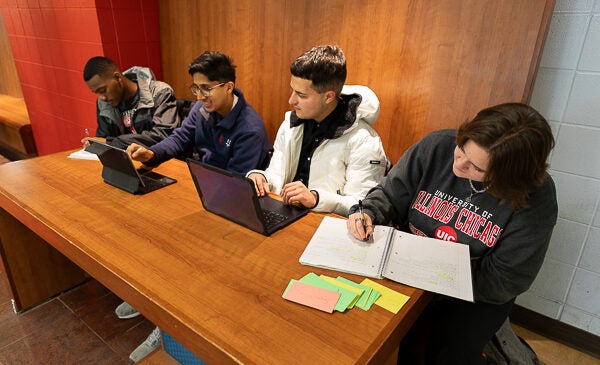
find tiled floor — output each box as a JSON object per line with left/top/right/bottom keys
{"left": 513, "top": 324, "right": 600, "bottom": 365}
{"left": 0, "top": 274, "right": 156, "bottom": 364}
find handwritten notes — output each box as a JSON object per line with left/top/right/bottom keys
{"left": 300, "top": 216, "right": 473, "bottom": 302}
{"left": 299, "top": 217, "right": 393, "bottom": 278}
{"left": 383, "top": 232, "right": 473, "bottom": 302}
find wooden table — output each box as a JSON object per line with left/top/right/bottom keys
{"left": 0, "top": 94, "right": 37, "bottom": 160}
{"left": 0, "top": 151, "right": 432, "bottom": 364}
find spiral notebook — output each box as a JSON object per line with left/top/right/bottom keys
{"left": 299, "top": 216, "right": 474, "bottom": 301}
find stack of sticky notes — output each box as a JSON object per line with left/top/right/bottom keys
{"left": 282, "top": 272, "right": 410, "bottom": 314}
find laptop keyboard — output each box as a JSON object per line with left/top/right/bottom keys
{"left": 263, "top": 209, "right": 288, "bottom": 228}
{"left": 140, "top": 174, "right": 164, "bottom": 190}
{"left": 138, "top": 169, "right": 175, "bottom": 193}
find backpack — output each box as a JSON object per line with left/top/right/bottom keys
{"left": 483, "top": 319, "right": 541, "bottom": 365}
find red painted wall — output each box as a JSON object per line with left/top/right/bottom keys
{"left": 0, "top": 0, "right": 162, "bottom": 155}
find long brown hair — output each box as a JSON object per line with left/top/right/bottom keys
{"left": 456, "top": 103, "right": 554, "bottom": 209}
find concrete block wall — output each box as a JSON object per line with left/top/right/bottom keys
{"left": 519, "top": 0, "right": 600, "bottom": 337}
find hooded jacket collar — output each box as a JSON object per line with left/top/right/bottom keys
{"left": 289, "top": 93, "right": 362, "bottom": 140}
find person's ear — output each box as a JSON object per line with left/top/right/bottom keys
{"left": 227, "top": 81, "right": 234, "bottom": 93}
{"left": 324, "top": 90, "right": 337, "bottom": 104}
{"left": 114, "top": 72, "right": 122, "bottom": 85}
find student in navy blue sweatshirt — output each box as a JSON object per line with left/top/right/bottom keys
{"left": 127, "top": 51, "right": 271, "bottom": 175}
{"left": 121, "top": 51, "right": 270, "bottom": 363}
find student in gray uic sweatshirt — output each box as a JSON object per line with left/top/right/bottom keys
{"left": 348, "top": 102, "right": 557, "bottom": 365}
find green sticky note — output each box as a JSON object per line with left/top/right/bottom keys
{"left": 363, "top": 287, "right": 381, "bottom": 310}
{"left": 319, "top": 275, "right": 363, "bottom": 309}
{"left": 336, "top": 276, "right": 379, "bottom": 310}
{"left": 300, "top": 273, "right": 356, "bottom": 312}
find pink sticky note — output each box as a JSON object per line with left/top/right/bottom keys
{"left": 283, "top": 280, "right": 340, "bottom": 313}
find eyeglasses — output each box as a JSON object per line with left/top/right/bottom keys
{"left": 189, "top": 82, "right": 226, "bottom": 97}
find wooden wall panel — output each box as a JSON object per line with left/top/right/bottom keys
{"left": 158, "top": 0, "right": 554, "bottom": 163}
{"left": 0, "top": 12, "right": 23, "bottom": 98}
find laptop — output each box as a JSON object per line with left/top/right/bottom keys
{"left": 85, "top": 140, "right": 177, "bottom": 194}
{"left": 186, "top": 159, "right": 308, "bottom": 235}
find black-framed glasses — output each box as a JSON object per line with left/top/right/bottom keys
{"left": 189, "top": 82, "right": 226, "bottom": 97}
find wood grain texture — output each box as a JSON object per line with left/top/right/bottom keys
{"left": 136, "top": 349, "right": 180, "bottom": 365}
{"left": 0, "top": 14, "right": 23, "bottom": 98}
{"left": 0, "top": 154, "right": 432, "bottom": 364}
{"left": 158, "top": 0, "right": 554, "bottom": 163}
{"left": 0, "top": 207, "right": 87, "bottom": 311}
{"left": 0, "top": 94, "right": 36, "bottom": 158}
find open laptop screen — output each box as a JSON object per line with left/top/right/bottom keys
{"left": 187, "top": 160, "right": 265, "bottom": 232}
{"left": 187, "top": 159, "right": 308, "bottom": 235}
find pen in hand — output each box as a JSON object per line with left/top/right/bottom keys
{"left": 358, "top": 200, "right": 367, "bottom": 233}
{"left": 82, "top": 128, "right": 90, "bottom": 147}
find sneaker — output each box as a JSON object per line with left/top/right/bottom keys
{"left": 115, "top": 301, "right": 141, "bottom": 319}
{"left": 129, "top": 326, "right": 161, "bottom": 363}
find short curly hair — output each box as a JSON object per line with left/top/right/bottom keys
{"left": 83, "top": 56, "right": 118, "bottom": 82}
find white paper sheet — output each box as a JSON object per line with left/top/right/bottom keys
{"left": 68, "top": 148, "right": 99, "bottom": 161}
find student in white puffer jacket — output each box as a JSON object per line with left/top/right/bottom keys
{"left": 247, "top": 45, "right": 387, "bottom": 216}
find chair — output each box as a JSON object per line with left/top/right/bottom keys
{"left": 176, "top": 98, "right": 196, "bottom": 123}
{"left": 174, "top": 98, "right": 198, "bottom": 161}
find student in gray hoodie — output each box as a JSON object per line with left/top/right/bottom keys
{"left": 83, "top": 56, "right": 180, "bottom": 149}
